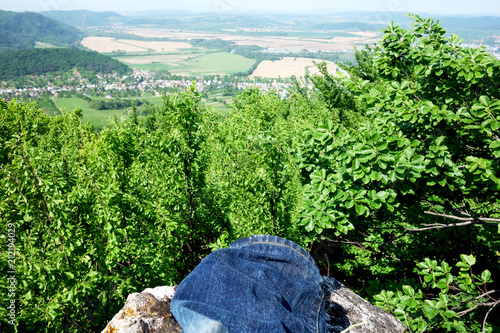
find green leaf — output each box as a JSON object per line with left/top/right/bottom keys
{"left": 481, "top": 269, "right": 492, "bottom": 283}
{"left": 422, "top": 305, "right": 438, "bottom": 319}
{"left": 460, "top": 254, "right": 476, "bottom": 266}
{"left": 353, "top": 158, "right": 360, "bottom": 170}
{"left": 456, "top": 261, "right": 470, "bottom": 270}
{"left": 402, "top": 285, "right": 415, "bottom": 297}
{"left": 376, "top": 142, "right": 388, "bottom": 151}
{"left": 377, "top": 159, "right": 387, "bottom": 169}
{"left": 345, "top": 200, "right": 355, "bottom": 209}
{"left": 304, "top": 220, "right": 314, "bottom": 232}
{"left": 371, "top": 171, "right": 383, "bottom": 182}
{"left": 355, "top": 203, "right": 366, "bottom": 215}
{"left": 436, "top": 279, "right": 448, "bottom": 290}
{"left": 443, "top": 310, "right": 458, "bottom": 318}
{"left": 490, "top": 140, "right": 500, "bottom": 149}
{"left": 479, "top": 95, "right": 490, "bottom": 107}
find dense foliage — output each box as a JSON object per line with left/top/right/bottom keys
{"left": 0, "top": 15, "right": 499, "bottom": 332}
{"left": 0, "top": 85, "right": 327, "bottom": 331}
{"left": 89, "top": 99, "right": 144, "bottom": 111}
{"left": 0, "top": 10, "right": 82, "bottom": 52}
{"left": 306, "top": 14, "right": 500, "bottom": 331}
{"left": 0, "top": 48, "right": 130, "bottom": 80}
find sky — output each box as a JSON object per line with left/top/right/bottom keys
{"left": 2, "top": 0, "right": 500, "bottom": 16}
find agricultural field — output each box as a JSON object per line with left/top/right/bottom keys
{"left": 81, "top": 36, "right": 256, "bottom": 75}
{"left": 250, "top": 57, "right": 343, "bottom": 80}
{"left": 51, "top": 96, "right": 127, "bottom": 128}
{"left": 114, "top": 51, "right": 255, "bottom": 75}
{"left": 81, "top": 37, "right": 193, "bottom": 53}
{"left": 124, "top": 28, "right": 380, "bottom": 51}
{"left": 80, "top": 24, "right": 372, "bottom": 78}
{"left": 156, "top": 52, "right": 255, "bottom": 76}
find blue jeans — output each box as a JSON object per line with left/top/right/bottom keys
{"left": 171, "top": 235, "right": 326, "bottom": 333}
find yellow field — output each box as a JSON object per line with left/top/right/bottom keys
{"left": 81, "top": 37, "right": 193, "bottom": 53}
{"left": 250, "top": 57, "right": 343, "bottom": 79}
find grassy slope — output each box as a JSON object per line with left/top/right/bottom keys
{"left": 50, "top": 94, "right": 230, "bottom": 127}
{"left": 52, "top": 96, "right": 126, "bottom": 128}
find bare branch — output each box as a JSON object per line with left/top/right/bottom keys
{"left": 483, "top": 300, "right": 500, "bottom": 333}
{"left": 457, "top": 292, "right": 500, "bottom": 317}
{"left": 424, "top": 211, "right": 500, "bottom": 224}
{"left": 407, "top": 221, "right": 479, "bottom": 231}
{"left": 475, "top": 290, "right": 500, "bottom": 301}
{"left": 457, "top": 301, "right": 498, "bottom": 317}
{"left": 457, "top": 303, "right": 481, "bottom": 317}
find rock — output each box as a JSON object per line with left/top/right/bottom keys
{"left": 101, "top": 286, "right": 182, "bottom": 333}
{"left": 323, "top": 277, "right": 406, "bottom": 333}
{"left": 102, "top": 278, "right": 405, "bottom": 333}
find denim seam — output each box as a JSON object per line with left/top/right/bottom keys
{"left": 315, "top": 292, "right": 325, "bottom": 333}
{"left": 245, "top": 241, "right": 315, "bottom": 266}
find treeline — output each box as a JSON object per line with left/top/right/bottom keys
{"left": 0, "top": 9, "right": 82, "bottom": 52}
{"left": 90, "top": 98, "right": 144, "bottom": 110}
{"left": 0, "top": 48, "right": 130, "bottom": 80}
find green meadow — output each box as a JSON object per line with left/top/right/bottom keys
{"left": 51, "top": 93, "right": 231, "bottom": 127}
{"left": 116, "top": 51, "right": 255, "bottom": 75}
{"left": 52, "top": 96, "right": 126, "bottom": 128}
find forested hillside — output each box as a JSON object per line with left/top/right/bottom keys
{"left": 41, "top": 10, "right": 126, "bottom": 28}
{"left": 0, "top": 48, "right": 130, "bottom": 80}
{"left": 0, "top": 10, "right": 82, "bottom": 52}
{"left": 0, "top": 15, "right": 499, "bottom": 332}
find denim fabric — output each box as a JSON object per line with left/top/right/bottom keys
{"left": 171, "top": 235, "right": 325, "bottom": 333}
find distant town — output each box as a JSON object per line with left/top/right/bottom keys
{"left": 0, "top": 69, "right": 303, "bottom": 103}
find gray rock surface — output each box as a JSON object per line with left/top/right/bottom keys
{"left": 102, "top": 278, "right": 405, "bottom": 333}
{"left": 323, "top": 277, "right": 406, "bottom": 333}
{"left": 101, "top": 286, "right": 181, "bottom": 333}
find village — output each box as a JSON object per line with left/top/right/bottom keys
{"left": 0, "top": 69, "right": 300, "bottom": 102}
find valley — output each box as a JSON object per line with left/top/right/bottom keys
{"left": 1, "top": 9, "right": 499, "bottom": 127}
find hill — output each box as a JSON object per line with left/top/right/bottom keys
{"left": 41, "top": 10, "right": 126, "bottom": 28}
{"left": 0, "top": 10, "right": 82, "bottom": 52}
{"left": 0, "top": 48, "right": 130, "bottom": 80}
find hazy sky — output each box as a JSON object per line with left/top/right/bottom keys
{"left": 2, "top": 0, "right": 500, "bottom": 16}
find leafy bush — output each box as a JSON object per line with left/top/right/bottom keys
{"left": 302, "top": 14, "right": 500, "bottom": 330}
{"left": 0, "top": 90, "right": 223, "bottom": 331}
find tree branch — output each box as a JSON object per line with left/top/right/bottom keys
{"left": 407, "top": 221, "right": 481, "bottom": 231}
{"left": 424, "top": 211, "right": 500, "bottom": 223}
{"left": 475, "top": 290, "right": 500, "bottom": 301}
{"left": 483, "top": 300, "right": 500, "bottom": 333}
{"left": 456, "top": 290, "right": 500, "bottom": 318}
